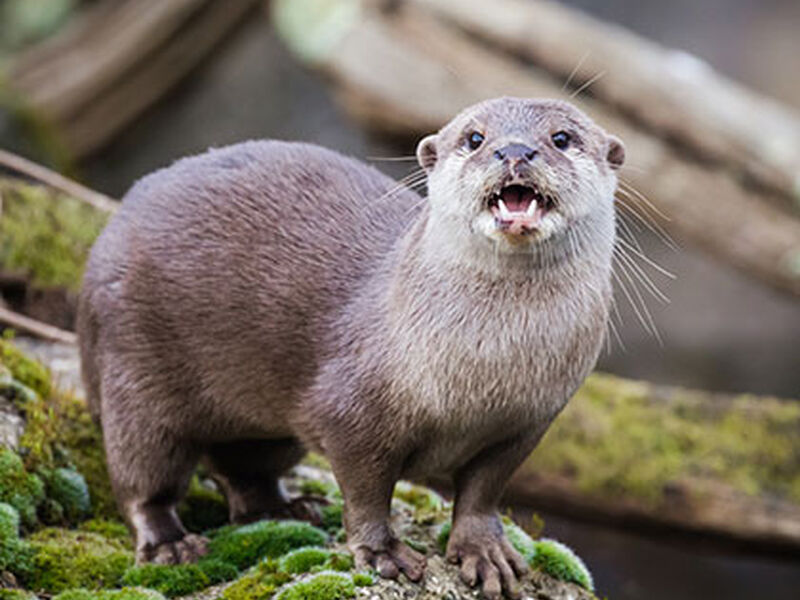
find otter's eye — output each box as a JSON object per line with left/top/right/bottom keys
{"left": 551, "top": 131, "right": 571, "bottom": 150}
{"left": 466, "top": 131, "right": 485, "bottom": 151}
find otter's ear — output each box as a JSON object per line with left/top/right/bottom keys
{"left": 416, "top": 134, "right": 438, "bottom": 172}
{"left": 606, "top": 135, "right": 625, "bottom": 170}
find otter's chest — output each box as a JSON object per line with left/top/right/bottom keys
{"left": 391, "top": 282, "right": 608, "bottom": 478}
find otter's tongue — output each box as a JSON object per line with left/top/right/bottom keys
{"left": 501, "top": 186, "right": 536, "bottom": 213}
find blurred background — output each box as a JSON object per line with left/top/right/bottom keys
{"left": 0, "top": 1, "right": 798, "bottom": 599}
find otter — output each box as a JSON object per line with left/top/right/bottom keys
{"left": 78, "top": 97, "right": 624, "bottom": 599}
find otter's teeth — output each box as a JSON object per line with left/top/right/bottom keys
{"left": 498, "top": 199, "right": 511, "bottom": 219}
{"left": 526, "top": 199, "right": 538, "bottom": 216}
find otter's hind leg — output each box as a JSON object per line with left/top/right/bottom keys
{"left": 203, "top": 439, "right": 313, "bottom": 524}
{"left": 100, "top": 369, "right": 207, "bottom": 564}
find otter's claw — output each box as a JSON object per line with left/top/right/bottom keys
{"left": 354, "top": 539, "right": 426, "bottom": 582}
{"left": 447, "top": 531, "right": 528, "bottom": 599}
{"left": 138, "top": 533, "right": 209, "bottom": 565}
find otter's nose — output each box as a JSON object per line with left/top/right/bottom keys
{"left": 493, "top": 143, "right": 537, "bottom": 162}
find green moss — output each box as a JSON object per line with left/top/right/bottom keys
{"left": 319, "top": 502, "right": 343, "bottom": 534}
{"left": 278, "top": 547, "right": 331, "bottom": 574}
{"left": 0, "top": 502, "right": 27, "bottom": 572}
{"left": 177, "top": 476, "right": 228, "bottom": 533}
{"left": 351, "top": 572, "right": 373, "bottom": 586}
{"left": 530, "top": 374, "right": 800, "bottom": 506}
{"left": 531, "top": 539, "right": 593, "bottom": 592}
{"left": 0, "top": 178, "right": 107, "bottom": 291}
{"left": 299, "top": 479, "right": 335, "bottom": 497}
{"left": 500, "top": 517, "right": 537, "bottom": 564}
{"left": 197, "top": 558, "right": 239, "bottom": 583}
{"left": 52, "top": 588, "right": 167, "bottom": 600}
{"left": 78, "top": 519, "right": 130, "bottom": 544}
{"left": 207, "top": 520, "right": 328, "bottom": 570}
{"left": 121, "top": 558, "right": 238, "bottom": 597}
{"left": 53, "top": 394, "right": 115, "bottom": 518}
{"left": 219, "top": 559, "right": 291, "bottom": 600}
{"left": 0, "top": 448, "right": 44, "bottom": 529}
{"left": 436, "top": 521, "right": 451, "bottom": 555}
{"left": 43, "top": 468, "right": 90, "bottom": 523}
{"left": 22, "top": 528, "right": 133, "bottom": 593}
{"left": 275, "top": 572, "right": 356, "bottom": 600}
{"left": 0, "top": 338, "right": 51, "bottom": 399}
{"left": 0, "top": 590, "right": 37, "bottom": 600}
{"left": 393, "top": 482, "right": 446, "bottom": 525}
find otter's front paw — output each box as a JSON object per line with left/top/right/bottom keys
{"left": 352, "top": 537, "right": 426, "bottom": 581}
{"left": 446, "top": 517, "right": 528, "bottom": 599}
{"left": 137, "top": 533, "right": 209, "bottom": 565}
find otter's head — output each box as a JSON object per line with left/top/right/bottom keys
{"left": 416, "top": 97, "right": 624, "bottom": 256}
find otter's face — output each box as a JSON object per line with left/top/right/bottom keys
{"left": 417, "top": 98, "right": 624, "bottom": 253}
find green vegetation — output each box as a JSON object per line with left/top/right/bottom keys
{"left": 121, "top": 560, "right": 238, "bottom": 598}
{"left": 219, "top": 559, "right": 292, "bottom": 600}
{"left": 43, "top": 467, "right": 91, "bottom": 522}
{"left": 22, "top": 528, "right": 133, "bottom": 593}
{"left": 0, "top": 448, "right": 45, "bottom": 529}
{"left": 532, "top": 539, "right": 594, "bottom": 592}
{"left": 52, "top": 589, "right": 167, "bottom": 600}
{"left": 531, "top": 374, "right": 800, "bottom": 506}
{"left": 0, "top": 178, "right": 107, "bottom": 290}
{"left": 207, "top": 520, "right": 328, "bottom": 570}
{"left": 177, "top": 475, "right": 229, "bottom": 533}
{"left": 275, "top": 572, "right": 356, "bottom": 600}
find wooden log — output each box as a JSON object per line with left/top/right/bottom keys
{"left": 412, "top": 0, "right": 800, "bottom": 211}
{"left": 6, "top": 0, "right": 261, "bottom": 159}
{"left": 0, "top": 306, "right": 77, "bottom": 345}
{"left": 0, "top": 148, "right": 117, "bottom": 212}
{"left": 271, "top": 0, "right": 800, "bottom": 296}
{"left": 505, "top": 374, "right": 800, "bottom": 556}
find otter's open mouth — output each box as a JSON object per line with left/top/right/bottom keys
{"left": 487, "top": 184, "right": 555, "bottom": 236}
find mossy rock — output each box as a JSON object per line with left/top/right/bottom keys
{"left": 531, "top": 539, "right": 594, "bottom": 592}
{"left": 207, "top": 520, "right": 328, "bottom": 570}
{"left": 21, "top": 528, "right": 134, "bottom": 593}
{"left": 0, "top": 178, "right": 107, "bottom": 291}
{"left": 43, "top": 468, "right": 91, "bottom": 523}
{"left": 0, "top": 340, "right": 116, "bottom": 521}
{"left": 121, "top": 559, "right": 237, "bottom": 598}
{"left": 0, "top": 590, "right": 38, "bottom": 600}
{"left": 0, "top": 447, "right": 45, "bottom": 529}
{"left": 52, "top": 588, "right": 167, "bottom": 600}
{"left": 78, "top": 519, "right": 131, "bottom": 544}
{"left": 0, "top": 501, "right": 34, "bottom": 574}
{"left": 275, "top": 572, "right": 356, "bottom": 600}
{"left": 219, "top": 558, "right": 292, "bottom": 600}
{"left": 277, "top": 546, "right": 353, "bottom": 575}
{"left": 0, "top": 338, "right": 51, "bottom": 399}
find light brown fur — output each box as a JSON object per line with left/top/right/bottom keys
{"left": 78, "top": 97, "right": 623, "bottom": 598}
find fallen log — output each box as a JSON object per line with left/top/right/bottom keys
{"left": 5, "top": 0, "right": 260, "bottom": 159}
{"left": 271, "top": 0, "right": 800, "bottom": 297}
{"left": 507, "top": 374, "right": 800, "bottom": 557}
{"left": 0, "top": 305, "right": 76, "bottom": 345}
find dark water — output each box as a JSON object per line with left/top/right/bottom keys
{"left": 514, "top": 507, "right": 800, "bottom": 600}
{"left": 37, "top": 6, "right": 800, "bottom": 598}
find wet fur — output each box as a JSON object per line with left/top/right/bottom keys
{"left": 78, "top": 98, "right": 621, "bottom": 593}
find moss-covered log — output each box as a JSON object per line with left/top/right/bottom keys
{"left": 507, "top": 375, "right": 800, "bottom": 554}
{"left": 0, "top": 177, "right": 108, "bottom": 334}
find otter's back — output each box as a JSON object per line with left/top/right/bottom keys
{"left": 79, "top": 141, "right": 420, "bottom": 436}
